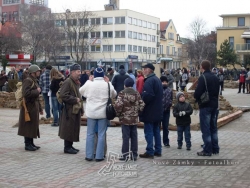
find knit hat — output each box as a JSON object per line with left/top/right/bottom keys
{"left": 124, "top": 77, "right": 134, "bottom": 87}
{"left": 160, "top": 76, "right": 168, "bottom": 83}
{"left": 70, "top": 63, "right": 81, "bottom": 71}
{"left": 94, "top": 67, "right": 104, "bottom": 78}
{"left": 176, "top": 92, "right": 184, "bottom": 100}
{"left": 119, "top": 65, "right": 125, "bottom": 69}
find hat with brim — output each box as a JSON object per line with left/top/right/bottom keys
{"left": 142, "top": 63, "right": 155, "bottom": 71}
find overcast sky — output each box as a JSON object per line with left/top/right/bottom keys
{"left": 49, "top": 0, "right": 250, "bottom": 38}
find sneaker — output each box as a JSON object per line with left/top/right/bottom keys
{"left": 119, "top": 157, "right": 129, "bottom": 162}
{"left": 197, "top": 151, "right": 212, "bottom": 156}
{"left": 164, "top": 144, "right": 170, "bottom": 148}
{"left": 212, "top": 152, "right": 219, "bottom": 155}
{"left": 187, "top": 147, "right": 191, "bottom": 151}
{"left": 51, "top": 123, "right": 59, "bottom": 127}
{"left": 139, "top": 153, "right": 154, "bottom": 159}
{"left": 154, "top": 153, "right": 162, "bottom": 157}
{"left": 177, "top": 146, "right": 182, "bottom": 149}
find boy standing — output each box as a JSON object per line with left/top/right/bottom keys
{"left": 114, "top": 77, "right": 145, "bottom": 161}
{"left": 160, "top": 76, "right": 173, "bottom": 147}
{"left": 173, "top": 92, "right": 193, "bottom": 150}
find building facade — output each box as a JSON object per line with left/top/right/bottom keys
{"left": 217, "top": 13, "right": 250, "bottom": 68}
{"left": 53, "top": 9, "right": 160, "bottom": 71}
{"left": 158, "top": 20, "right": 183, "bottom": 70}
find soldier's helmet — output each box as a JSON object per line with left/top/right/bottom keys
{"left": 28, "top": 65, "right": 41, "bottom": 73}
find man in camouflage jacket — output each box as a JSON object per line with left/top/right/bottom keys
{"left": 114, "top": 77, "right": 145, "bottom": 161}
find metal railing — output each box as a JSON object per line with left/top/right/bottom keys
{"left": 235, "top": 43, "right": 250, "bottom": 51}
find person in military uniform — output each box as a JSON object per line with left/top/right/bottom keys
{"left": 18, "top": 65, "right": 43, "bottom": 151}
{"left": 59, "top": 63, "right": 84, "bottom": 154}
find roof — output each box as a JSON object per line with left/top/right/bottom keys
{"left": 219, "top": 13, "right": 250, "bottom": 17}
{"left": 160, "top": 21, "right": 169, "bottom": 31}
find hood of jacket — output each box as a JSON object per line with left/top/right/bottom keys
{"left": 121, "top": 88, "right": 138, "bottom": 103}
{"left": 119, "top": 69, "right": 126, "bottom": 75}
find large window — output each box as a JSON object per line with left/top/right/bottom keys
{"left": 115, "top": 45, "right": 125, "bottom": 51}
{"left": 152, "top": 48, "right": 156, "bottom": 54}
{"left": 79, "top": 19, "right": 88, "bottom": 26}
{"left": 138, "top": 20, "right": 142, "bottom": 27}
{"left": 128, "top": 45, "right": 132, "bottom": 52}
{"left": 147, "top": 34, "right": 151, "bottom": 41}
{"left": 79, "top": 32, "right": 88, "bottom": 39}
{"left": 168, "top": 32, "right": 174, "bottom": 40}
{"left": 148, "top": 47, "right": 151, "bottom": 54}
{"left": 103, "top": 45, "right": 113, "bottom": 52}
{"left": 143, "top": 47, "right": 147, "bottom": 53}
{"left": 147, "top": 22, "right": 151, "bottom": 29}
{"left": 91, "top": 32, "right": 100, "bottom": 38}
{"left": 238, "top": 17, "right": 245, "bottom": 26}
{"left": 91, "top": 18, "right": 100, "bottom": 25}
{"left": 103, "top": 31, "right": 113, "bottom": 38}
{"left": 172, "top": 47, "right": 176, "bottom": 55}
{"left": 151, "top": 23, "right": 156, "bottom": 30}
{"left": 55, "top": 20, "right": 65, "bottom": 27}
{"left": 91, "top": 45, "right": 100, "bottom": 52}
{"left": 138, "top": 33, "right": 142, "bottom": 40}
{"left": 128, "top": 17, "right": 132, "bottom": 24}
{"left": 133, "top": 32, "right": 137, "bottom": 39}
{"left": 142, "top": 21, "right": 147, "bottom": 28}
{"left": 128, "top": 31, "right": 132, "bottom": 38}
{"left": 103, "top": 17, "right": 113, "bottom": 24}
{"left": 29, "top": 0, "right": 44, "bottom": 5}
{"left": 133, "top": 18, "right": 137, "bottom": 25}
{"left": 229, "top": 37, "right": 234, "bottom": 49}
{"left": 167, "top": 46, "right": 170, "bottom": 55}
{"left": 115, "top": 17, "right": 125, "bottom": 24}
{"left": 115, "top": 31, "right": 125, "bottom": 38}
{"left": 133, "top": 45, "right": 137, "bottom": 52}
{"left": 138, "top": 46, "right": 142, "bottom": 52}
{"left": 143, "top": 34, "right": 147, "bottom": 41}
{"left": 3, "top": 0, "right": 20, "bottom": 4}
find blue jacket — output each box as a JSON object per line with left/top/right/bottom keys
{"left": 139, "top": 73, "right": 163, "bottom": 123}
{"left": 194, "top": 70, "right": 220, "bottom": 109}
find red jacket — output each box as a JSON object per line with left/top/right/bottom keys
{"left": 136, "top": 75, "right": 144, "bottom": 94}
{"left": 240, "top": 73, "right": 246, "bottom": 83}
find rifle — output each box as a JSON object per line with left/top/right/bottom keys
{"left": 23, "top": 98, "right": 31, "bottom": 122}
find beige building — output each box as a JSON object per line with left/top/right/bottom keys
{"left": 217, "top": 13, "right": 250, "bottom": 68}
{"left": 158, "top": 20, "right": 183, "bottom": 70}
{"left": 52, "top": 9, "right": 160, "bottom": 71}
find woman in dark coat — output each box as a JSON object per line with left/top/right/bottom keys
{"left": 18, "top": 65, "right": 43, "bottom": 151}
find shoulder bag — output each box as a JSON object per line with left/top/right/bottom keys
{"left": 106, "top": 83, "right": 116, "bottom": 120}
{"left": 199, "top": 74, "right": 210, "bottom": 105}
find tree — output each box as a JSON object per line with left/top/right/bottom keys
{"left": 217, "top": 39, "right": 239, "bottom": 68}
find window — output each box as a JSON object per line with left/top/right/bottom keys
{"left": 160, "top": 45, "right": 163, "bottom": 54}
{"left": 133, "top": 32, "right": 137, "bottom": 39}
{"left": 229, "top": 37, "right": 234, "bottom": 49}
{"left": 148, "top": 35, "right": 151, "bottom": 41}
{"left": 128, "top": 31, "right": 132, "bottom": 38}
{"left": 138, "top": 46, "right": 142, "bottom": 52}
{"left": 91, "top": 18, "right": 100, "bottom": 25}
{"left": 143, "top": 34, "right": 147, "bottom": 41}
{"left": 152, "top": 23, "right": 156, "bottom": 30}
{"left": 128, "top": 45, "right": 132, "bottom": 52}
{"left": 115, "top": 31, "right": 125, "bottom": 38}
{"left": 84, "top": 19, "right": 88, "bottom": 25}
{"left": 138, "top": 20, "right": 142, "bottom": 27}
{"left": 152, "top": 48, "right": 156, "bottom": 54}
{"left": 142, "top": 21, "right": 147, "bottom": 28}
{"left": 3, "top": 0, "right": 20, "bottom": 4}
{"left": 167, "top": 46, "right": 170, "bottom": 55}
{"left": 172, "top": 47, "right": 176, "bottom": 55}
{"left": 143, "top": 47, "right": 147, "bottom": 53}
{"left": 152, "top": 36, "right": 156, "bottom": 42}
{"left": 67, "top": 19, "right": 77, "bottom": 26}
{"left": 168, "top": 32, "right": 174, "bottom": 40}
{"left": 103, "top": 31, "right": 113, "bottom": 38}
{"left": 29, "top": 0, "right": 44, "bottom": 5}
{"left": 128, "top": 17, "right": 132, "bottom": 24}
{"left": 91, "top": 32, "right": 100, "bottom": 38}
{"left": 238, "top": 17, "right": 245, "bottom": 26}
{"left": 138, "top": 33, "right": 142, "bottom": 40}
{"left": 103, "top": 17, "right": 113, "bottom": 24}
{"left": 55, "top": 20, "right": 65, "bottom": 27}
{"left": 115, "top": 45, "right": 125, "bottom": 51}
{"left": 133, "top": 18, "right": 137, "bottom": 25}
{"left": 13, "top": 11, "right": 18, "bottom": 21}
{"left": 147, "top": 22, "right": 151, "bottom": 29}
{"left": 115, "top": 17, "right": 125, "bottom": 24}
{"left": 91, "top": 45, "right": 100, "bottom": 52}
{"left": 79, "top": 32, "right": 88, "bottom": 39}
{"left": 133, "top": 45, "right": 137, "bottom": 52}
{"left": 178, "top": 48, "right": 182, "bottom": 56}
{"left": 103, "top": 45, "right": 113, "bottom": 52}
{"left": 148, "top": 47, "right": 151, "bottom": 54}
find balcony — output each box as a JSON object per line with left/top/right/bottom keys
{"left": 235, "top": 43, "right": 250, "bottom": 51}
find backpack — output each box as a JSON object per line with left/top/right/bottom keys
{"left": 218, "top": 74, "right": 224, "bottom": 82}
{"left": 15, "top": 78, "right": 35, "bottom": 107}
{"left": 162, "top": 88, "right": 172, "bottom": 111}
{"left": 56, "top": 78, "right": 75, "bottom": 105}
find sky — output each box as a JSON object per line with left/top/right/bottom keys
{"left": 48, "top": 0, "right": 250, "bottom": 38}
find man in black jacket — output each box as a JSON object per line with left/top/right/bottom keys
{"left": 139, "top": 63, "right": 163, "bottom": 159}
{"left": 111, "top": 65, "right": 130, "bottom": 94}
{"left": 194, "top": 60, "right": 220, "bottom": 156}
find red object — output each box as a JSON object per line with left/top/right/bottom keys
{"left": 136, "top": 75, "right": 144, "bottom": 94}
{"left": 240, "top": 74, "right": 246, "bottom": 83}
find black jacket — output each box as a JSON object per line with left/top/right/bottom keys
{"left": 111, "top": 69, "right": 130, "bottom": 94}
{"left": 173, "top": 102, "right": 193, "bottom": 126}
{"left": 50, "top": 77, "right": 64, "bottom": 97}
{"left": 139, "top": 73, "right": 163, "bottom": 123}
{"left": 80, "top": 74, "right": 89, "bottom": 87}
{"left": 194, "top": 71, "right": 220, "bottom": 109}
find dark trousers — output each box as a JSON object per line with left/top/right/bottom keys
{"left": 122, "top": 125, "right": 138, "bottom": 158}
{"left": 177, "top": 125, "right": 191, "bottom": 148}
{"left": 176, "top": 81, "right": 179, "bottom": 91}
{"left": 161, "top": 110, "right": 170, "bottom": 145}
{"left": 238, "top": 82, "right": 245, "bottom": 93}
{"left": 0, "top": 85, "right": 3, "bottom": 91}
{"left": 219, "top": 82, "right": 224, "bottom": 95}
{"left": 24, "top": 137, "right": 33, "bottom": 145}
{"left": 42, "top": 93, "right": 51, "bottom": 118}
{"left": 180, "top": 86, "right": 186, "bottom": 92}
{"left": 64, "top": 140, "right": 73, "bottom": 150}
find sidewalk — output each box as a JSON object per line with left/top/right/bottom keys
{"left": 0, "top": 88, "right": 250, "bottom": 187}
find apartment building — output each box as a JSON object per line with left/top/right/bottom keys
{"left": 217, "top": 13, "right": 250, "bottom": 68}
{"left": 158, "top": 20, "right": 183, "bottom": 70}
{"left": 53, "top": 9, "right": 160, "bottom": 71}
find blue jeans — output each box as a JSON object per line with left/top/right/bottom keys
{"left": 177, "top": 125, "right": 191, "bottom": 147}
{"left": 144, "top": 122, "right": 162, "bottom": 156}
{"left": 122, "top": 125, "right": 138, "bottom": 158}
{"left": 200, "top": 107, "right": 220, "bottom": 154}
{"left": 51, "top": 96, "right": 62, "bottom": 123}
{"left": 86, "top": 118, "right": 107, "bottom": 159}
{"left": 42, "top": 93, "right": 51, "bottom": 118}
{"left": 161, "top": 110, "right": 170, "bottom": 145}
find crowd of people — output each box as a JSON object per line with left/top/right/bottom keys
{"left": 14, "top": 59, "right": 224, "bottom": 162}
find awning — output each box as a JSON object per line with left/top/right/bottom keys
{"left": 156, "top": 57, "right": 173, "bottom": 63}
{"left": 241, "top": 30, "right": 250, "bottom": 38}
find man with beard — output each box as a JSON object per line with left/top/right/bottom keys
{"left": 58, "top": 63, "right": 84, "bottom": 154}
